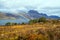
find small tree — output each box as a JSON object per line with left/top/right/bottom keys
{"left": 11, "top": 23, "right": 18, "bottom": 25}
{"left": 5, "top": 22, "right": 12, "bottom": 26}
{"left": 38, "top": 17, "right": 46, "bottom": 23}
{"left": 29, "top": 19, "right": 37, "bottom": 24}
{"left": 29, "top": 17, "right": 46, "bottom": 24}
{"left": 21, "top": 22, "right": 25, "bottom": 25}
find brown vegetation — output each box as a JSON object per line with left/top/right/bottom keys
{"left": 0, "top": 22, "right": 60, "bottom": 40}
{"left": 0, "top": 17, "right": 60, "bottom": 40}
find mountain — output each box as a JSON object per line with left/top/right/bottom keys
{"left": 49, "top": 16, "right": 60, "bottom": 19}
{"left": 0, "top": 12, "right": 16, "bottom": 19}
{"left": 0, "top": 12, "right": 29, "bottom": 20}
{"left": 0, "top": 10, "right": 60, "bottom": 25}
{"left": 0, "top": 12, "right": 14, "bottom": 19}
{"left": 27, "top": 10, "right": 48, "bottom": 19}
{"left": 26, "top": 10, "right": 60, "bottom": 19}
{"left": 0, "top": 10, "right": 60, "bottom": 20}
{"left": 18, "top": 10, "right": 48, "bottom": 20}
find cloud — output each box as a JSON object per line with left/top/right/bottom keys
{"left": 0, "top": 0, "right": 60, "bottom": 9}
{"left": 0, "top": 0, "right": 60, "bottom": 16}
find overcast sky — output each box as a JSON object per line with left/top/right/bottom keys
{"left": 0, "top": 0, "right": 60, "bottom": 16}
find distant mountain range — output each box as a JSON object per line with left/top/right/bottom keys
{"left": 27, "top": 10, "right": 60, "bottom": 19}
{"left": 0, "top": 10, "right": 60, "bottom": 20}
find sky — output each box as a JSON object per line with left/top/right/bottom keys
{"left": 0, "top": 0, "right": 60, "bottom": 16}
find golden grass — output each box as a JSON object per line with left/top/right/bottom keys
{"left": 0, "top": 23, "right": 60, "bottom": 40}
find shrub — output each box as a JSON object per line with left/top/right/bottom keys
{"left": 29, "top": 17, "right": 46, "bottom": 24}
{"left": 21, "top": 22, "right": 25, "bottom": 25}
{"left": 5, "top": 22, "right": 12, "bottom": 26}
{"left": 38, "top": 17, "right": 46, "bottom": 23}
{"left": 5, "top": 22, "right": 18, "bottom": 26}
{"left": 29, "top": 19, "right": 38, "bottom": 24}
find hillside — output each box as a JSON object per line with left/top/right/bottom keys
{"left": 0, "top": 12, "right": 16, "bottom": 19}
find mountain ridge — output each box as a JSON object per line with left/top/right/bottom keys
{"left": 0, "top": 10, "right": 60, "bottom": 20}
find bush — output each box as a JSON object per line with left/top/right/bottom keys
{"left": 21, "top": 22, "right": 25, "bottom": 25}
{"left": 29, "top": 19, "right": 38, "bottom": 24}
{"left": 29, "top": 17, "right": 46, "bottom": 24}
{"left": 12, "top": 23, "right": 18, "bottom": 25}
{"left": 38, "top": 17, "right": 46, "bottom": 23}
{"left": 5, "top": 22, "right": 12, "bottom": 26}
{"left": 5, "top": 22, "right": 18, "bottom": 26}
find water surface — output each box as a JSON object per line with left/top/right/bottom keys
{"left": 0, "top": 19, "right": 29, "bottom": 25}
